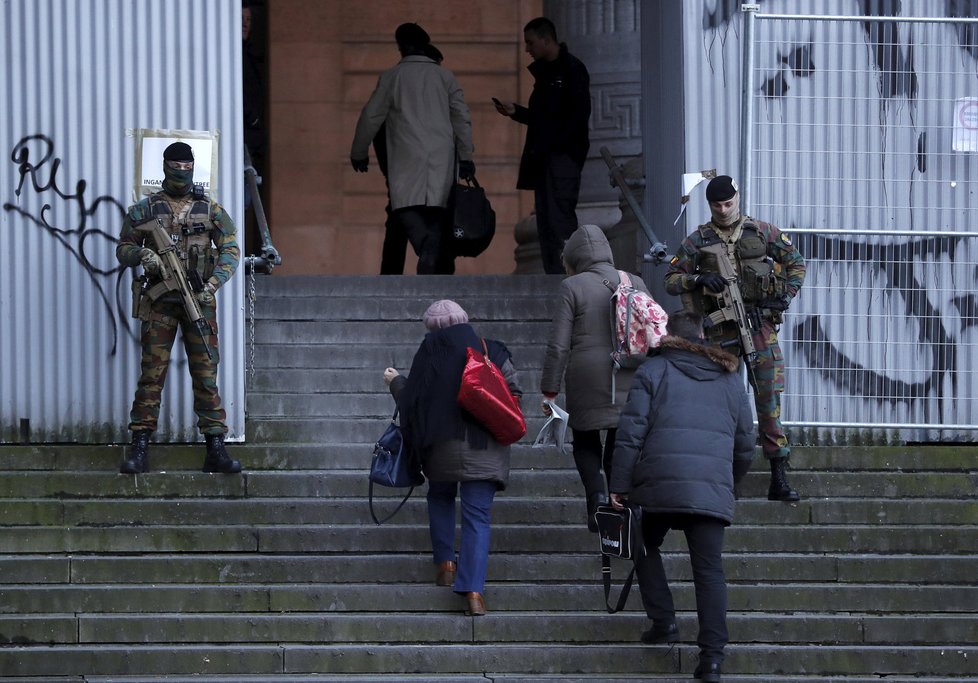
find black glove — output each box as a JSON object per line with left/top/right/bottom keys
{"left": 765, "top": 295, "right": 791, "bottom": 311}
{"left": 697, "top": 273, "right": 727, "bottom": 293}
{"left": 350, "top": 157, "right": 369, "bottom": 173}
{"left": 458, "top": 159, "right": 476, "bottom": 181}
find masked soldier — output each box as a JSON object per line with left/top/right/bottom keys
{"left": 664, "top": 175, "right": 805, "bottom": 502}
{"left": 116, "top": 141, "right": 241, "bottom": 474}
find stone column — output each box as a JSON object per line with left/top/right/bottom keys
{"left": 514, "top": 1, "right": 643, "bottom": 273}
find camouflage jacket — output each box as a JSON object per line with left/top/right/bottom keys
{"left": 664, "top": 217, "right": 806, "bottom": 306}
{"left": 117, "top": 191, "right": 239, "bottom": 289}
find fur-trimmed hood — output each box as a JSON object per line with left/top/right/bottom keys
{"left": 658, "top": 335, "right": 740, "bottom": 374}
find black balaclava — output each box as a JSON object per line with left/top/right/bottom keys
{"left": 162, "top": 141, "right": 195, "bottom": 196}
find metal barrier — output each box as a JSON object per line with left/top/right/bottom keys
{"left": 741, "top": 9, "right": 978, "bottom": 437}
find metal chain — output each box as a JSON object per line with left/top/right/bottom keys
{"left": 248, "top": 263, "right": 257, "bottom": 382}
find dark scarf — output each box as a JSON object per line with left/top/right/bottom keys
{"left": 399, "top": 323, "right": 513, "bottom": 452}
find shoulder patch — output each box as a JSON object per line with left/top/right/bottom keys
{"left": 126, "top": 198, "right": 153, "bottom": 225}
{"left": 780, "top": 233, "right": 793, "bottom": 247}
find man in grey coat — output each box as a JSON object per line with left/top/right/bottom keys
{"left": 610, "top": 310, "right": 755, "bottom": 683}
{"left": 351, "top": 23, "right": 475, "bottom": 274}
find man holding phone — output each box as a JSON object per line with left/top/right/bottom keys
{"left": 493, "top": 16, "right": 591, "bottom": 275}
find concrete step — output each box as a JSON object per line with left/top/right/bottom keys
{"left": 1, "top": 522, "right": 974, "bottom": 555}
{"left": 253, "top": 320, "right": 552, "bottom": 345}
{"left": 250, "top": 342, "right": 550, "bottom": 369}
{"left": 251, "top": 296, "right": 556, "bottom": 322}
{"left": 1, "top": 469, "right": 974, "bottom": 501}
{"left": 0, "top": 643, "right": 972, "bottom": 678}
{"left": 253, "top": 274, "right": 561, "bottom": 299}
{"left": 1, "top": 444, "right": 974, "bottom": 472}
{"left": 4, "top": 553, "right": 974, "bottom": 586}
{"left": 2, "top": 611, "right": 973, "bottom": 646}
{"left": 5, "top": 495, "right": 975, "bottom": 527}
{"left": 247, "top": 367, "right": 548, "bottom": 395}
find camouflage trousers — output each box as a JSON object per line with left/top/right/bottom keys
{"left": 748, "top": 321, "right": 789, "bottom": 461}
{"left": 128, "top": 299, "right": 226, "bottom": 435}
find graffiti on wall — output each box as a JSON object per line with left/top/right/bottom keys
{"left": 3, "top": 134, "right": 134, "bottom": 354}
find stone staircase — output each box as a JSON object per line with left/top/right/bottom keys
{"left": 0, "top": 274, "right": 975, "bottom": 681}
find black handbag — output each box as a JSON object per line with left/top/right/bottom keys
{"left": 449, "top": 177, "right": 495, "bottom": 257}
{"left": 595, "top": 504, "right": 643, "bottom": 613}
{"left": 368, "top": 409, "right": 424, "bottom": 524}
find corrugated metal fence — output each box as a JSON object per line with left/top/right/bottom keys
{"left": 0, "top": 0, "right": 245, "bottom": 443}
{"left": 742, "top": 9, "right": 978, "bottom": 438}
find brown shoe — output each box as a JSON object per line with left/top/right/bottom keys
{"left": 465, "top": 592, "right": 487, "bottom": 616}
{"left": 435, "top": 561, "right": 456, "bottom": 587}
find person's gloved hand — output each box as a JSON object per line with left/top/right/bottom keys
{"left": 197, "top": 280, "right": 217, "bottom": 307}
{"left": 765, "top": 295, "right": 791, "bottom": 311}
{"left": 458, "top": 159, "right": 476, "bottom": 181}
{"left": 139, "top": 248, "right": 161, "bottom": 276}
{"left": 350, "top": 157, "right": 369, "bottom": 173}
{"left": 697, "top": 273, "right": 727, "bottom": 293}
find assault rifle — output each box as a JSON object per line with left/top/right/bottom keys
{"left": 698, "top": 241, "right": 758, "bottom": 384}
{"left": 145, "top": 219, "right": 213, "bottom": 360}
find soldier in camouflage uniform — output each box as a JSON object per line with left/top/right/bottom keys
{"left": 664, "top": 175, "right": 805, "bottom": 502}
{"left": 116, "top": 141, "right": 241, "bottom": 475}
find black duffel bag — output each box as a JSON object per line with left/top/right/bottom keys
{"left": 449, "top": 177, "right": 495, "bottom": 258}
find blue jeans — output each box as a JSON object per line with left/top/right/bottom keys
{"left": 427, "top": 480, "right": 497, "bottom": 594}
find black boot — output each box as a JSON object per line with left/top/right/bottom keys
{"left": 120, "top": 431, "right": 151, "bottom": 474}
{"left": 693, "top": 660, "right": 722, "bottom": 682}
{"left": 586, "top": 491, "right": 609, "bottom": 532}
{"left": 768, "top": 457, "right": 800, "bottom": 502}
{"left": 202, "top": 434, "right": 242, "bottom": 473}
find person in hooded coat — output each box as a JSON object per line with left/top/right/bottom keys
{"left": 609, "top": 310, "right": 755, "bottom": 682}
{"left": 539, "top": 224, "right": 652, "bottom": 531}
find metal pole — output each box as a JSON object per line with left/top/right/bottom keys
{"left": 740, "top": 4, "right": 759, "bottom": 216}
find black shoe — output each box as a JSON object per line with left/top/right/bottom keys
{"left": 693, "top": 660, "right": 721, "bottom": 682}
{"left": 640, "top": 621, "right": 679, "bottom": 644}
{"left": 120, "top": 430, "right": 151, "bottom": 474}
{"left": 768, "top": 457, "right": 800, "bottom": 502}
{"left": 202, "top": 434, "right": 242, "bottom": 473}
{"left": 586, "top": 492, "right": 609, "bottom": 533}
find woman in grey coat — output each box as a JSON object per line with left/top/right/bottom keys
{"left": 540, "top": 224, "right": 652, "bottom": 530}
{"left": 385, "top": 300, "right": 522, "bottom": 617}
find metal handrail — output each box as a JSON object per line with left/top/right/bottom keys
{"left": 243, "top": 145, "right": 281, "bottom": 274}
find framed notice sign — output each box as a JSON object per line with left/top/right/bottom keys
{"left": 127, "top": 128, "right": 220, "bottom": 202}
{"left": 953, "top": 98, "right": 978, "bottom": 152}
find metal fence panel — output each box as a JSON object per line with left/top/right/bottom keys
{"left": 743, "top": 10, "right": 978, "bottom": 438}
{"left": 0, "top": 0, "right": 245, "bottom": 444}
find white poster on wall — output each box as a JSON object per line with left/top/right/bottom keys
{"left": 952, "top": 98, "right": 978, "bottom": 152}
{"left": 127, "top": 128, "right": 221, "bottom": 202}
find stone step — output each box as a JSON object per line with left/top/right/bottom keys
{"left": 248, "top": 342, "right": 550, "bottom": 370}
{"left": 0, "top": 643, "right": 972, "bottom": 677}
{"left": 247, "top": 368, "right": 548, "bottom": 395}
{"left": 2, "top": 611, "right": 973, "bottom": 646}
{"left": 1, "top": 444, "right": 974, "bottom": 472}
{"left": 251, "top": 296, "right": 555, "bottom": 322}
{"left": 42, "top": 677, "right": 978, "bottom": 683}
{"left": 1, "top": 582, "right": 975, "bottom": 616}
{"left": 1, "top": 523, "right": 973, "bottom": 555}
{"left": 254, "top": 320, "right": 552, "bottom": 345}
{"left": 253, "top": 274, "right": 561, "bottom": 298}
{"left": 5, "top": 496, "right": 974, "bottom": 527}
{"left": 0, "top": 469, "right": 974, "bottom": 501}
{"left": 3, "top": 553, "right": 974, "bottom": 586}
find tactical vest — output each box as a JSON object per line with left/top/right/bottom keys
{"left": 695, "top": 220, "right": 784, "bottom": 306}
{"left": 132, "top": 192, "right": 219, "bottom": 285}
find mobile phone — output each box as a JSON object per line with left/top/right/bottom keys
{"left": 491, "top": 97, "right": 503, "bottom": 107}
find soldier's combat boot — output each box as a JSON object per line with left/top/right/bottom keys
{"left": 120, "top": 430, "right": 151, "bottom": 474}
{"left": 768, "top": 457, "right": 800, "bottom": 502}
{"left": 202, "top": 434, "right": 242, "bottom": 474}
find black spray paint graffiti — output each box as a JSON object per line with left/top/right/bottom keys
{"left": 791, "top": 232, "right": 968, "bottom": 421}
{"left": 3, "top": 134, "right": 134, "bottom": 354}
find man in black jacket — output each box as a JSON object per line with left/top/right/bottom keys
{"left": 610, "top": 311, "right": 755, "bottom": 682}
{"left": 493, "top": 16, "right": 591, "bottom": 274}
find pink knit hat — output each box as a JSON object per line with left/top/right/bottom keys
{"left": 423, "top": 299, "right": 469, "bottom": 330}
